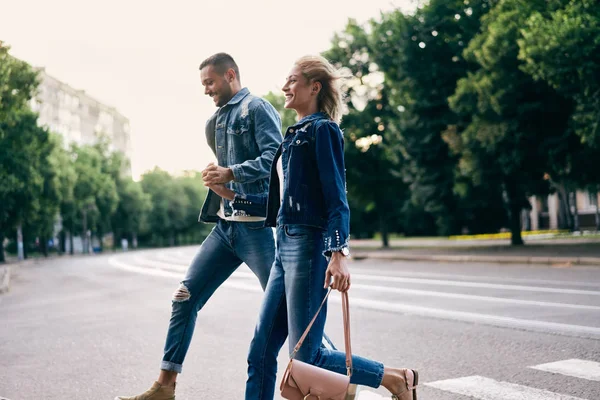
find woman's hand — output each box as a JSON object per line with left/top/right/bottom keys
{"left": 208, "top": 183, "right": 235, "bottom": 201}
{"left": 324, "top": 252, "right": 351, "bottom": 292}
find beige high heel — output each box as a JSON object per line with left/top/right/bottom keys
{"left": 391, "top": 369, "right": 418, "bottom": 400}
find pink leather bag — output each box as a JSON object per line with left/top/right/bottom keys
{"left": 280, "top": 288, "right": 356, "bottom": 400}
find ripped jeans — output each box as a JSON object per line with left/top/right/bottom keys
{"left": 161, "top": 219, "right": 275, "bottom": 373}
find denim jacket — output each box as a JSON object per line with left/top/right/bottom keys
{"left": 198, "top": 88, "right": 282, "bottom": 223}
{"left": 235, "top": 112, "right": 350, "bottom": 255}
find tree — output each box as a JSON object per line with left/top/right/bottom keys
{"left": 70, "top": 144, "right": 118, "bottom": 253}
{"left": 0, "top": 44, "right": 43, "bottom": 262}
{"left": 111, "top": 178, "right": 151, "bottom": 249}
{"left": 0, "top": 111, "right": 54, "bottom": 260}
{"left": 323, "top": 19, "right": 408, "bottom": 246}
{"left": 370, "top": 0, "right": 497, "bottom": 236}
{"left": 448, "top": 0, "right": 573, "bottom": 244}
{"left": 519, "top": 0, "right": 600, "bottom": 230}
{"left": 519, "top": 0, "right": 600, "bottom": 149}
{"left": 140, "top": 168, "right": 189, "bottom": 247}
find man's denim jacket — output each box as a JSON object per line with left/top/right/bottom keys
{"left": 198, "top": 88, "right": 282, "bottom": 223}
{"left": 235, "top": 112, "right": 350, "bottom": 255}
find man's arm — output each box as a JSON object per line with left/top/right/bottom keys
{"left": 229, "top": 100, "right": 282, "bottom": 183}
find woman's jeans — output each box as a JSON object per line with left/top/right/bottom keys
{"left": 245, "top": 225, "right": 384, "bottom": 400}
{"left": 161, "top": 220, "right": 275, "bottom": 373}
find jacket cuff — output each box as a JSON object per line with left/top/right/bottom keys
{"left": 323, "top": 227, "right": 350, "bottom": 257}
{"left": 231, "top": 193, "right": 267, "bottom": 217}
{"left": 230, "top": 164, "right": 244, "bottom": 183}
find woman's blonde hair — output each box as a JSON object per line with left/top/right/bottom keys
{"left": 295, "top": 55, "right": 344, "bottom": 123}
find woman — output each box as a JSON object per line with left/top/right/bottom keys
{"left": 213, "top": 55, "right": 418, "bottom": 400}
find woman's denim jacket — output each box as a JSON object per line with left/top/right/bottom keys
{"left": 235, "top": 112, "right": 350, "bottom": 255}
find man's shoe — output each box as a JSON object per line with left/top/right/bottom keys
{"left": 114, "top": 381, "right": 175, "bottom": 400}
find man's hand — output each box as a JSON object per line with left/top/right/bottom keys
{"left": 202, "top": 162, "right": 235, "bottom": 186}
{"left": 208, "top": 183, "right": 235, "bottom": 201}
{"left": 324, "top": 252, "right": 350, "bottom": 292}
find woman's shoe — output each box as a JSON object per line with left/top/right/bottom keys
{"left": 391, "top": 369, "right": 418, "bottom": 400}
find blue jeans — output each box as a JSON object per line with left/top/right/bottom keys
{"left": 245, "top": 225, "right": 384, "bottom": 400}
{"left": 161, "top": 220, "right": 275, "bottom": 373}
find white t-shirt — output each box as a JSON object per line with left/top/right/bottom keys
{"left": 277, "top": 155, "right": 284, "bottom": 204}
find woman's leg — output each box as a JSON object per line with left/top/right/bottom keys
{"left": 245, "top": 247, "right": 289, "bottom": 400}
{"left": 280, "top": 224, "right": 385, "bottom": 388}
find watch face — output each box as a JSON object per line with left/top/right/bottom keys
{"left": 341, "top": 247, "right": 350, "bottom": 256}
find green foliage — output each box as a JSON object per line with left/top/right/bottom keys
{"left": 519, "top": 0, "right": 600, "bottom": 151}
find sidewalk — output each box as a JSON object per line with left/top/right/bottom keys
{"left": 350, "top": 237, "right": 600, "bottom": 266}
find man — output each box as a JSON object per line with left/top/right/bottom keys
{"left": 116, "top": 53, "right": 282, "bottom": 400}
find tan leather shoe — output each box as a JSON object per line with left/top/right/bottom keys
{"left": 391, "top": 369, "right": 418, "bottom": 400}
{"left": 114, "top": 381, "right": 175, "bottom": 400}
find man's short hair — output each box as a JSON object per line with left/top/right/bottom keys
{"left": 199, "top": 53, "right": 240, "bottom": 80}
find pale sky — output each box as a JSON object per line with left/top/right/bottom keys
{"left": 2, "top": 0, "right": 415, "bottom": 179}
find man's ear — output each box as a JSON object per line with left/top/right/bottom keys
{"left": 225, "top": 68, "right": 237, "bottom": 83}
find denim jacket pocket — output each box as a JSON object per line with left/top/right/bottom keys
{"left": 227, "top": 124, "right": 248, "bottom": 136}
{"left": 289, "top": 136, "right": 310, "bottom": 147}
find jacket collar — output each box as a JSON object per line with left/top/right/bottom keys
{"left": 224, "top": 87, "right": 250, "bottom": 106}
{"left": 291, "top": 112, "right": 328, "bottom": 129}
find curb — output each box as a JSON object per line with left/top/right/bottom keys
{"left": 353, "top": 252, "right": 600, "bottom": 266}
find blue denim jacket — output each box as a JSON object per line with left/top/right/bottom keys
{"left": 236, "top": 112, "right": 350, "bottom": 255}
{"left": 198, "top": 88, "right": 282, "bottom": 223}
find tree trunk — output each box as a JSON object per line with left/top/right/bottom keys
{"left": 570, "top": 192, "right": 580, "bottom": 232}
{"left": 379, "top": 213, "right": 389, "bottom": 248}
{"left": 596, "top": 192, "right": 600, "bottom": 231}
{"left": 556, "top": 184, "right": 572, "bottom": 230}
{"left": 0, "top": 233, "right": 5, "bottom": 263}
{"left": 132, "top": 232, "right": 138, "bottom": 249}
{"left": 59, "top": 230, "right": 66, "bottom": 255}
{"left": 505, "top": 181, "right": 524, "bottom": 246}
{"left": 82, "top": 209, "right": 88, "bottom": 254}
{"left": 69, "top": 229, "right": 74, "bottom": 255}
{"left": 17, "top": 224, "right": 25, "bottom": 260}
{"left": 509, "top": 202, "right": 524, "bottom": 245}
{"left": 97, "top": 229, "right": 103, "bottom": 253}
{"left": 41, "top": 236, "right": 48, "bottom": 257}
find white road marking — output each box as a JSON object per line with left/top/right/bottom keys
{"left": 109, "top": 258, "right": 600, "bottom": 338}
{"left": 426, "top": 375, "right": 586, "bottom": 399}
{"left": 530, "top": 359, "right": 600, "bottom": 382}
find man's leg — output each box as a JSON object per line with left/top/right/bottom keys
{"left": 115, "top": 221, "right": 243, "bottom": 400}
{"left": 162, "top": 221, "right": 243, "bottom": 373}
{"left": 235, "top": 222, "right": 275, "bottom": 290}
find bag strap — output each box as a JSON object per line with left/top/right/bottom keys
{"left": 289, "top": 288, "right": 353, "bottom": 377}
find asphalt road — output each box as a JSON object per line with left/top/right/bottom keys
{"left": 1, "top": 246, "right": 599, "bottom": 399}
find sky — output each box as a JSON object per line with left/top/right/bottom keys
{"left": 1, "top": 0, "right": 416, "bottom": 179}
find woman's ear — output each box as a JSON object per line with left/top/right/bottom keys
{"left": 312, "top": 81, "right": 322, "bottom": 95}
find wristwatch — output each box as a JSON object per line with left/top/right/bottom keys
{"left": 339, "top": 247, "right": 351, "bottom": 257}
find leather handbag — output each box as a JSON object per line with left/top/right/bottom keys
{"left": 280, "top": 288, "right": 357, "bottom": 400}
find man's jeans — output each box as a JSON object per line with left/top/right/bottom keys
{"left": 161, "top": 220, "right": 275, "bottom": 373}
{"left": 245, "top": 225, "right": 384, "bottom": 400}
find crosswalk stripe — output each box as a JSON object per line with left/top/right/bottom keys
{"left": 326, "top": 295, "right": 600, "bottom": 338}
{"left": 109, "top": 257, "right": 600, "bottom": 338}
{"left": 426, "top": 375, "right": 586, "bottom": 399}
{"left": 350, "top": 274, "right": 600, "bottom": 296}
{"left": 530, "top": 359, "right": 600, "bottom": 382}
{"left": 125, "top": 254, "right": 600, "bottom": 296}
{"left": 349, "top": 283, "right": 600, "bottom": 310}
